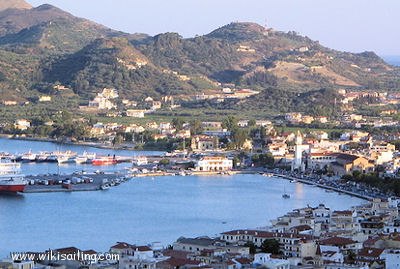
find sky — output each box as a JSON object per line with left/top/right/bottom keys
{"left": 27, "top": 0, "right": 400, "bottom": 56}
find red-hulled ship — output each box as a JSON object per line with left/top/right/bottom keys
{"left": 92, "top": 156, "right": 117, "bottom": 166}
{"left": 0, "top": 159, "right": 26, "bottom": 193}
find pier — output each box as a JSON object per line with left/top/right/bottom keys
{"left": 24, "top": 173, "right": 127, "bottom": 193}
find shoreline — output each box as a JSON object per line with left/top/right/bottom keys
{"left": 14, "top": 166, "right": 385, "bottom": 200}
{"left": 0, "top": 134, "right": 162, "bottom": 152}
{"left": 273, "top": 173, "right": 375, "bottom": 201}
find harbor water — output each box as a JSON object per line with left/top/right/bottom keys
{"left": 0, "top": 138, "right": 364, "bottom": 257}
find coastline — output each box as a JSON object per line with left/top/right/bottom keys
{"left": 0, "top": 134, "right": 160, "bottom": 152}
{"left": 273, "top": 173, "right": 374, "bottom": 201}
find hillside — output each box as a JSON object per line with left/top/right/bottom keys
{"left": 0, "top": 0, "right": 31, "bottom": 11}
{"left": 0, "top": 3, "right": 117, "bottom": 43}
{"left": 41, "top": 37, "right": 195, "bottom": 99}
{"left": 0, "top": 3, "right": 398, "bottom": 119}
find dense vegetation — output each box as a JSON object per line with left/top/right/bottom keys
{"left": 0, "top": 3, "right": 399, "bottom": 120}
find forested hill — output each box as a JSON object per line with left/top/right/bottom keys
{"left": 0, "top": 1, "right": 399, "bottom": 115}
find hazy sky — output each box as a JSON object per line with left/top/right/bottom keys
{"left": 27, "top": 0, "right": 400, "bottom": 55}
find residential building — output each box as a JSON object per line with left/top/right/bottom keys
{"left": 330, "top": 153, "right": 374, "bottom": 176}
{"left": 14, "top": 119, "right": 31, "bottom": 131}
{"left": 38, "top": 96, "right": 52, "bottom": 102}
{"left": 252, "top": 253, "right": 290, "bottom": 269}
{"left": 386, "top": 249, "right": 400, "bottom": 269}
{"left": 191, "top": 135, "right": 218, "bottom": 151}
{"left": 126, "top": 109, "right": 146, "bottom": 118}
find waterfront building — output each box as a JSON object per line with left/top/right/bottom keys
{"left": 194, "top": 156, "right": 233, "bottom": 172}
{"left": 330, "top": 153, "right": 374, "bottom": 176}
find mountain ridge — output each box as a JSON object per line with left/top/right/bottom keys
{"left": 0, "top": 0, "right": 31, "bottom": 11}
{"left": 0, "top": 3, "right": 398, "bottom": 118}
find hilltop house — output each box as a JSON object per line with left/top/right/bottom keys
{"left": 126, "top": 109, "right": 146, "bottom": 118}
{"left": 14, "top": 119, "right": 31, "bottom": 131}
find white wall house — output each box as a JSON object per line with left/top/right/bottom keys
{"left": 253, "top": 253, "right": 290, "bottom": 269}
{"left": 195, "top": 157, "right": 233, "bottom": 172}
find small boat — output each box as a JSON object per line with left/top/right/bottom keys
{"left": 132, "top": 156, "right": 148, "bottom": 166}
{"left": 75, "top": 152, "right": 96, "bottom": 164}
{"left": 282, "top": 186, "right": 290, "bottom": 199}
{"left": 21, "top": 151, "right": 36, "bottom": 162}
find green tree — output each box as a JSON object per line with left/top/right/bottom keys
{"left": 159, "top": 158, "right": 170, "bottom": 166}
{"left": 248, "top": 119, "right": 256, "bottom": 127}
{"left": 112, "top": 134, "right": 124, "bottom": 146}
{"left": 261, "top": 239, "right": 281, "bottom": 255}
{"left": 172, "top": 117, "right": 185, "bottom": 131}
{"left": 232, "top": 129, "right": 249, "bottom": 149}
{"left": 190, "top": 119, "right": 203, "bottom": 135}
{"left": 244, "top": 241, "right": 257, "bottom": 255}
{"left": 223, "top": 116, "right": 238, "bottom": 132}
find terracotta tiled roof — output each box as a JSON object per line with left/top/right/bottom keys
{"left": 357, "top": 247, "right": 384, "bottom": 258}
{"left": 110, "top": 242, "right": 134, "bottom": 249}
{"left": 162, "top": 249, "right": 191, "bottom": 259}
{"left": 54, "top": 247, "right": 80, "bottom": 254}
{"left": 234, "top": 257, "right": 252, "bottom": 264}
{"left": 163, "top": 257, "right": 201, "bottom": 267}
{"left": 319, "top": 236, "right": 357, "bottom": 246}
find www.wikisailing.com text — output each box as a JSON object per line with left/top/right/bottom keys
{"left": 10, "top": 250, "right": 119, "bottom": 264}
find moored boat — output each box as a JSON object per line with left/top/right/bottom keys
{"left": 75, "top": 152, "right": 96, "bottom": 164}
{"left": 21, "top": 151, "right": 36, "bottom": 162}
{"left": 92, "top": 156, "right": 117, "bottom": 166}
{"left": 0, "top": 159, "right": 26, "bottom": 193}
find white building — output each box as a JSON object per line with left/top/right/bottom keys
{"left": 0, "top": 260, "right": 35, "bottom": 269}
{"left": 253, "top": 253, "right": 290, "bottom": 269}
{"left": 386, "top": 249, "right": 400, "bottom": 269}
{"left": 195, "top": 156, "right": 233, "bottom": 172}
{"left": 38, "top": 95, "right": 52, "bottom": 102}
{"left": 126, "top": 109, "right": 145, "bottom": 118}
{"left": 291, "top": 131, "right": 309, "bottom": 171}
{"left": 14, "top": 119, "right": 31, "bottom": 130}
{"left": 89, "top": 96, "right": 116, "bottom": 110}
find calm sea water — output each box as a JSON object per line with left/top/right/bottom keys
{"left": 382, "top": 55, "right": 400, "bottom": 66}
{"left": 0, "top": 138, "right": 363, "bottom": 257}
